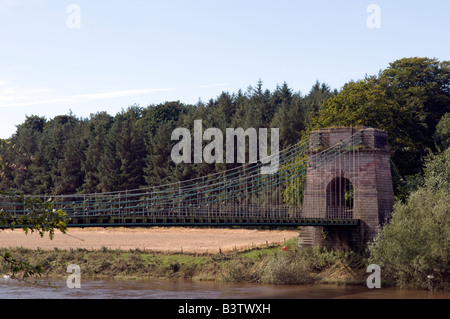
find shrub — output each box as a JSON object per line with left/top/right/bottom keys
{"left": 369, "top": 148, "right": 449, "bottom": 291}
{"left": 220, "top": 257, "right": 258, "bottom": 282}
{"left": 368, "top": 187, "right": 449, "bottom": 290}
{"left": 261, "top": 251, "right": 316, "bottom": 285}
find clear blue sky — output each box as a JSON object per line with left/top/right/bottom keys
{"left": 1, "top": 0, "right": 449, "bottom": 138}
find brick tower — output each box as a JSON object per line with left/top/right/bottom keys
{"left": 298, "top": 127, "right": 394, "bottom": 250}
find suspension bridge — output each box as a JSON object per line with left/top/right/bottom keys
{"left": 0, "top": 128, "right": 373, "bottom": 230}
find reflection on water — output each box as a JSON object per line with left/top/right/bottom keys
{"left": 0, "top": 277, "right": 448, "bottom": 299}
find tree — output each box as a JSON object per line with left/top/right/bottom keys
{"left": 379, "top": 57, "right": 450, "bottom": 160}
{"left": 97, "top": 117, "right": 123, "bottom": 192}
{"left": 26, "top": 133, "right": 54, "bottom": 195}
{"left": 0, "top": 139, "right": 15, "bottom": 191}
{"left": 216, "top": 92, "right": 236, "bottom": 127}
{"left": 39, "top": 114, "right": 83, "bottom": 194}
{"left": 303, "top": 81, "right": 336, "bottom": 126}
{"left": 142, "top": 101, "right": 187, "bottom": 137}
{"left": 423, "top": 145, "right": 450, "bottom": 191}
{"left": 144, "top": 123, "right": 176, "bottom": 187}
{"left": 232, "top": 81, "right": 265, "bottom": 129}
{"left": 116, "top": 106, "right": 147, "bottom": 190}
{"left": 0, "top": 116, "right": 46, "bottom": 194}
{"left": 56, "top": 136, "right": 86, "bottom": 194}
{"left": 368, "top": 147, "right": 450, "bottom": 291}
{"left": 270, "top": 83, "right": 305, "bottom": 149}
{"left": 81, "top": 112, "right": 114, "bottom": 193}
{"left": 311, "top": 57, "right": 450, "bottom": 197}
{"left": 434, "top": 113, "right": 450, "bottom": 151}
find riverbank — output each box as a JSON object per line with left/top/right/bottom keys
{"left": 0, "top": 238, "right": 368, "bottom": 286}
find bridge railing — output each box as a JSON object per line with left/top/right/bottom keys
{"left": 326, "top": 207, "right": 353, "bottom": 219}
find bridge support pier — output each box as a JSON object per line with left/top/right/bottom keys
{"left": 298, "top": 127, "right": 394, "bottom": 250}
{"left": 298, "top": 224, "right": 366, "bottom": 251}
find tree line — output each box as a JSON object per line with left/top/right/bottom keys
{"left": 0, "top": 80, "right": 335, "bottom": 195}
{"left": 1, "top": 57, "right": 449, "bottom": 200}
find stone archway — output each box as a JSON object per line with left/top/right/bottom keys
{"left": 326, "top": 177, "right": 353, "bottom": 219}
{"left": 299, "top": 127, "right": 394, "bottom": 250}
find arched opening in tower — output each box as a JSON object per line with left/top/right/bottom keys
{"left": 326, "top": 177, "right": 353, "bottom": 219}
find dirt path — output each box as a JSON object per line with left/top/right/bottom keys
{"left": 0, "top": 227, "right": 299, "bottom": 253}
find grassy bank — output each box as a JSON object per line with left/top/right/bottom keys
{"left": 1, "top": 238, "right": 368, "bottom": 285}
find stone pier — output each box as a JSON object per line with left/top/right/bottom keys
{"left": 298, "top": 127, "right": 394, "bottom": 250}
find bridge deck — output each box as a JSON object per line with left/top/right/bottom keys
{"left": 67, "top": 216, "right": 359, "bottom": 227}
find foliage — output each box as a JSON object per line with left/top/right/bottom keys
{"left": 0, "top": 191, "right": 68, "bottom": 238}
{"left": 4, "top": 239, "right": 367, "bottom": 285}
{"left": 311, "top": 57, "right": 450, "bottom": 199}
{"left": 1, "top": 250, "right": 43, "bottom": 283}
{"left": 281, "top": 154, "right": 307, "bottom": 208}
{"left": 368, "top": 147, "right": 450, "bottom": 291}
{"left": 0, "top": 191, "right": 68, "bottom": 282}
{"left": 0, "top": 80, "right": 331, "bottom": 195}
{"left": 220, "top": 257, "right": 260, "bottom": 283}
{"left": 423, "top": 146, "right": 450, "bottom": 191}
{"left": 261, "top": 249, "right": 316, "bottom": 285}
{"left": 434, "top": 112, "right": 450, "bottom": 151}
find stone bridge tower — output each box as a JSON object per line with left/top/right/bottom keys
{"left": 298, "top": 127, "right": 394, "bottom": 250}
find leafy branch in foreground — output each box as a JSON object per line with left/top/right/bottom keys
{"left": 1, "top": 250, "right": 42, "bottom": 282}
{"left": 0, "top": 190, "right": 68, "bottom": 282}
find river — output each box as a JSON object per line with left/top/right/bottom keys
{"left": 0, "top": 277, "right": 449, "bottom": 299}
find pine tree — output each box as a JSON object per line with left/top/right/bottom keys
{"left": 26, "top": 139, "right": 53, "bottom": 195}
{"left": 0, "top": 139, "right": 16, "bottom": 191}
{"left": 56, "top": 137, "right": 86, "bottom": 194}
{"left": 144, "top": 123, "right": 175, "bottom": 187}
{"left": 98, "top": 117, "right": 122, "bottom": 192}
{"left": 216, "top": 92, "right": 236, "bottom": 126}
{"left": 81, "top": 112, "right": 113, "bottom": 193}
{"left": 116, "top": 106, "right": 147, "bottom": 190}
{"left": 303, "top": 81, "right": 335, "bottom": 126}
{"left": 270, "top": 83, "right": 305, "bottom": 148}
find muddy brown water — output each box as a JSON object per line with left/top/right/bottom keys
{"left": 0, "top": 277, "right": 448, "bottom": 299}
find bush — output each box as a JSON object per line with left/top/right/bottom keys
{"left": 368, "top": 187, "right": 449, "bottom": 290}
{"left": 220, "top": 257, "right": 257, "bottom": 282}
{"left": 261, "top": 251, "right": 316, "bottom": 285}
{"left": 423, "top": 147, "right": 450, "bottom": 191}
{"left": 369, "top": 147, "right": 449, "bottom": 291}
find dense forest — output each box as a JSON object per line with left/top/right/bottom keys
{"left": 0, "top": 80, "right": 335, "bottom": 196}
{"left": 0, "top": 57, "right": 449, "bottom": 200}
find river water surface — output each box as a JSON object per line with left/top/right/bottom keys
{"left": 0, "top": 277, "right": 449, "bottom": 299}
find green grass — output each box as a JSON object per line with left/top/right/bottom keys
{"left": 0, "top": 240, "right": 367, "bottom": 285}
